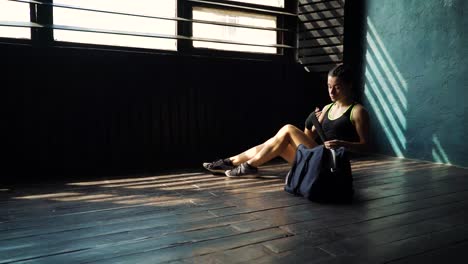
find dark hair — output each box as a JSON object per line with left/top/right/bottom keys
{"left": 328, "top": 64, "right": 353, "bottom": 85}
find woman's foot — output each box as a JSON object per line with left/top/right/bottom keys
{"left": 225, "top": 162, "right": 258, "bottom": 177}
{"left": 203, "top": 159, "right": 234, "bottom": 174}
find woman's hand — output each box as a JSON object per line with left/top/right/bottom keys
{"left": 305, "top": 107, "right": 322, "bottom": 131}
{"left": 324, "top": 140, "right": 344, "bottom": 149}
{"left": 314, "top": 107, "right": 321, "bottom": 119}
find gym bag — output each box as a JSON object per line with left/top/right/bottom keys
{"left": 284, "top": 144, "right": 354, "bottom": 203}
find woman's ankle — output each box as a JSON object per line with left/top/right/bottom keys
{"left": 245, "top": 161, "right": 258, "bottom": 169}
{"left": 223, "top": 158, "right": 233, "bottom": 166}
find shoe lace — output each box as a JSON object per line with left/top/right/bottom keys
{"left": 232, "top": 163, "right": 245, "bottom": 175}
{"left": 210, "top": 159, "right": 224, "bottom": 168}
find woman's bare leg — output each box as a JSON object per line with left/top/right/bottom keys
{"left": 228, "top": 138, "right": 275, "bottom": 165}
{"left": 279, "top": 144, "right": 297, "bottom": 165}
{"left": 248, "top": 124, "right": 317, "bottom": 168}
{"left": 230, "top": 139, "right": 297, "bottom": 166}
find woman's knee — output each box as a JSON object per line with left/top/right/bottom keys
{"left": 279, "top": 124, "right": 296, "bottom": 135}
{"left": 282, "top": 124, "right": 296, "bottom": 130}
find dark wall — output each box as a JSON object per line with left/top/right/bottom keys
{"left": 3, "top": 44, "right": 328, "bottom": 182}
{"left": 361, "top": 0, "right": 468, "bottom": 167}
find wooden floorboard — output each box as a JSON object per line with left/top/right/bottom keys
{"left": 1, "top": 157, "right": 468, "bottom": 263}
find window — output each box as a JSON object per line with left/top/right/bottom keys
{"left": 189, "top": 0, "right": 293, "bottom": 55}
{"left": 0, "top": 0, "right": 294, "bottom": 57}
{"left": 192, "top": 7, "right": 277, "bottom": 54}
{"left": 0, "top": 0, "right": 31, "bottom": 39}
{"left": 226, "top": 0, "right": 284, "bottom": 8}
{"left": 53, "top": 0, "right": 177, "bottom": 50}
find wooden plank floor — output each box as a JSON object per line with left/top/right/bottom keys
{"left": 1, "top": 156, "right": 468, "bottom": 263}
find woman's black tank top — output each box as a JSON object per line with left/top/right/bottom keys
{"left": 322, "top": 103, "right": 360, "bottom": 142}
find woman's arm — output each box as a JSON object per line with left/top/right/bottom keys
{"left": 324, "top": 105, "right": 370, "bottom": 153}
{"left": 304, "top": 104, "right": 332, "bottom": 139}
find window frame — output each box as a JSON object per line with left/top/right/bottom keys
{"left": 0, "top": 0, "right": 34, "bottom": 44}
{"left": 51, "top": 0, "right": 178, "bottom": 52}
{"left": 0, "top": 0, "right": 297, "bottom": 61}
{"left": 182, "top": 0, "right": 296, "bottom": 59}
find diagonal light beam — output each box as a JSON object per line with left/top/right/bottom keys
{"left": 366, "top": 53, "right": 407, "bottom": 131}
{"left": 367, "top": 18, "right": 408, "bottom": 92}
{"left": 366, "top": 34, "right": 407, "bottom": 111}
{"left": 366, "top": 65, "right": 407, "bottom": 150}
{"left": 364, "top": 79, "right": 404, "bottom": 156}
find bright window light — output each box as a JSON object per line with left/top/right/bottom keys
{"left": 227, "top": 0, "right": 284, "bottom": 8}
{"left": 0, "top": 0, "right": 30, "bottom": 39}
{"left": 193, "top": 7, "right": 277, "bottom": 54}
{"left": 53, "top": 0, "right": 177, "bottom": 50}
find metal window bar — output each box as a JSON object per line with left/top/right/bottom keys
{"left": 10, "top": 0, "right": 294, "bottom": 32}
{"left": 0, "top": 21, "right": 293, "bottom": 49}
{"left": 298, "top": 0, "right": 342, "bottom": 7}
{"left": 188, "top": 0, "right": 296, "bottom": 16}
{"left": 4, "top": 0, "right": 297, "bottom": 52}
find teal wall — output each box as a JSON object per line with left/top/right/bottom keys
{"left": 362, "top": 0, "right": 468, "bottom": 167}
